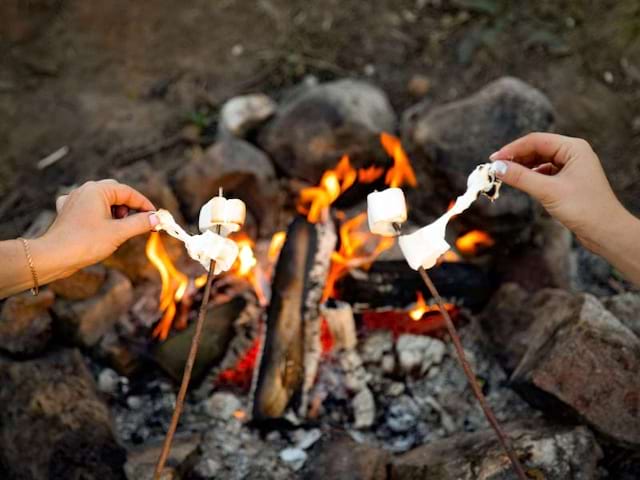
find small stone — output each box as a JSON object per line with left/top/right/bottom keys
{"left": 204, "top": 392, "right": 242, "bottom": 420}
{"left": 279, "top": 447, "right": 307, "bottom": 471}
{"left": 407, "top": 74, "right": 431, "bottom": 97}
{"left": 193, "top": 458, "right": 222, "bottom": 479}
{"left": 352, "top": 387, "right": 376, "bottom": 429}
{"left": 97, "top": 368, "right": 120, "bottom": 395}
{"left": 396, "top": 334, "right": 446, "bottom": 375}
{"left": 219, "top": 93, "right": 277, "bottom": 138}
{"left": 386, "top": 395, "right": 420, "bottom": 433}
{"left": 127, "top": 396, "right": 143, "bottom": 410}
{"left": 0, "top": 289, "right": 54, "bottom": 356}
{"left": 360, "top": 330, "right": 393, "bottom": 364}
{"left": 294, "top": 428, "right": 323, "bottom": 450}
{"left": 386, "top": 382, "right": 405, "bottom": 397}
{"left": 49, "top": 264, "right": 107, "bottom": 300}
{"left": 603, "top": 71, "right": 614, "bottom": 84}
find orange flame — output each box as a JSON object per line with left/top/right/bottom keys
{"left": 358, "top": 165, "right": 385, "bottom": 183}
{"left": 230, "top": 234, "right": 267, "bottom": 305}
{"left": 268, "top": 231, "right": 287, "bottom": 263}
{"left": 380, "top": 132, "right": 418, "bottom": 188}
{"left": 322, "top": 212, "right": 395, "bottom": 301}
{"left": 145, "top": 232, "right": 190, "bottom": 341}
{"left": 408, "top": 291, "right": 456, "bottom": 321}
{"left": 455, "top": 230, "right": 495, "bottom": 256}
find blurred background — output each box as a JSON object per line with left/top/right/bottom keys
{"left": 1, "top": 0, "right": 639, "bottom": 236}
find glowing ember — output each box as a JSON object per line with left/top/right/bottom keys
{"left": 145, "top": 232, "right": 190, "bottom": 341}
{"left": 380, "top": 132, "right": 418, "bottom": 189}
{"left": 455, "top": 230, "right": 495, "bottom": 256}
{"left": 218, "top": 337, "right": 261, "bottom": 389}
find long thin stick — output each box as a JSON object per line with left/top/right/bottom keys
{"left": 418, "top": 267, "right": 528, "bottom": 480}
{"left": 153, "top": 258, "right": 217, "bottom": 479}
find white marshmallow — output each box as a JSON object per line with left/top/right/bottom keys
{"left": 154, "top": 209, "right": 239, "bottom": 274}
{"left": 185, "top": 230, "right": 239, "bottom": 274}
{"left": 398, "top": 218, "right": 450, "bottom": 270}
{"left": 199, "top": 196, "right": 246, "bottom": 237}
{"left": 367, "top": 188, "right": 408, "bottom": 236}
{"left": 397, "top": 163, "right": 502, "bottom": 271}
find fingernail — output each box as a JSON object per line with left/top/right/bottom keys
{"left": 149, "top": 213, "right": 159, "bottom": 227}
{"left": 489, "top": 151, "right": 501, "bottom": 160}
{"left": 492, "top": 160, "right": 508, "bottom": 177}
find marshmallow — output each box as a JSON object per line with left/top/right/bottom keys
{"left": 185, "top": 230, "right": 239, "bottom": 274}
{"left": 367, "top": 188, "right": 407, "bottom": 236}
{"left": 154, "top": 209, "right": 239, "bottom": 274}
{"left": 199, "top": 196, "right": 246, "bottom": 237}
{"left": 397, "top": 163, "right": 502, "bottom": 271}
{"left": 398, "top": 218, "right": 450, "bottom": 270}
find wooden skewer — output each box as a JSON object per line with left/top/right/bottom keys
{"left": 153, "top": 258, "right": 217, "bottom": 479}
{"left": 418, "top": 266, "right": 528, "bottom": 480}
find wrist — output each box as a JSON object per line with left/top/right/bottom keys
{"left": 29, "top": 232, "right": 81, "bottom": 284}
{"left": 586, "top": 204, "right": 636, "bottom": 257}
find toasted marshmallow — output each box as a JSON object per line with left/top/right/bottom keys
{"left": 367, "top": 188, "right": 407, "bottom": 236}
{"left": 199, "top": 196, "right": 246, "bottom": 237}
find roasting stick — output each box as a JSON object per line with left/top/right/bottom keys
{"left": 153, "top": 255, "right": 218, "bottom": 479}
{"left": 417, "top": 266, "right": 528, "bottom": 480}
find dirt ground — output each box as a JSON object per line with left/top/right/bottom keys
{"left": 1, "top": 0, "right": 639, "bottom": 238}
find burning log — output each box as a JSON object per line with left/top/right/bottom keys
{"left": 337, "top": 260, "right": 493, "bottom": 312}
{"left": 152, "top": 296, "right": 247, "bottom": 384}
{"left": 252, "top": 215, "right": 337, "bottom": 421}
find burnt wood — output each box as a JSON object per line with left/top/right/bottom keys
{"left": 337, "top": 260, "right": 494, "bottom": 312}
{"left": 252, "top": 216, "right": 336, "bottom": 421}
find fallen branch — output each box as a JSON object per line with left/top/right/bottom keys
{"left": 153, "top": 258, "right": 217, "bottom": 479}
{"left": 418, "top": 266, "right": 528, "bottom": 480}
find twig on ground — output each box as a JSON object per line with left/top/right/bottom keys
{"left": 418, "top": 266, "right": 528, "bottom": 480}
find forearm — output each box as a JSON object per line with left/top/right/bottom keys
{"left": 592, "top": 207, "right": 640, "bottom": 287}
{"left": 0, "top": 235, "right": 78, "bottom": 298}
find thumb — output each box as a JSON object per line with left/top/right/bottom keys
{"left": 113, "top": 212, "right": 159, "bottom": 242}
{"left": 492, "top": 160, "right": 554, "bottom": 201}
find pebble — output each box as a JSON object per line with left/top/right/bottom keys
{"left": 408, "top": 74, "right": 431, "bottom": 97}
{"left": 352, "top": 387, "right": 376, "bottom": 429}
{"left": 97, "top": 368, "right": 120, "bottom": 395}
{"left": 279, "top": 447, "right": 308, "bottom": 471}
{"left": 204, "top": 392, "right": 242, "bottom": 420}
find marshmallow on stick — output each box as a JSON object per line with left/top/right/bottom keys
{"left": 153, "top": 209, "right": 240, "bottom": 274}
{"left": 399, "top": 163, "right": 502, "bottom": 270}
{"left": 367, "top": 188, "right": 407, "bottom": 236}
{"left": 365, "top": 163, "right": 502, "bottom": 271}
{"left": 199, "top": 191, "right": 246, "bottom": 237}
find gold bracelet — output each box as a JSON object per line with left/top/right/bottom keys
{"left": 18, "top": 237, "right": 39, "bottom": 296}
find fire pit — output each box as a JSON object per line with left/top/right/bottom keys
{"left": 0, "top": 76, "right": 637, "bottom": 480}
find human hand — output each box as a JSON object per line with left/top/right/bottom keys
{"left": 489, "top": 132, "right": 626, "bottom": 253}
{"left": 43, "top": 179, "right": 159, "bottom": 274}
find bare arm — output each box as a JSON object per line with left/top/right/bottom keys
{"left": 491, "top": 132, "right": 640, "bottom": 286}
{"left": 0, "top": 179, "right": 159, "bottom": 298}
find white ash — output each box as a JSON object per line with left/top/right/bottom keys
{"left": 360, "top": 330, "right": 394, "bottom": 364}
{"left": 279, "top": 448, "right": 308, "bottom": 471}
{"left": 396, "top": 334, "right": 446, "bottom": 375}
{"left": 204, "top": 392, "right": 243, "bottom": 420}
{"left": 353, "top": 387, "right": 376, "bottom": 429}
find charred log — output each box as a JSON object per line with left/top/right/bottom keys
{"left": 252, "top": 216, "right": 336, "bottom": 421}
{"left": 336, "top": 260, "right": 494, "bottom": 312}
{"left": 152, "top": 296, "right": 247, "bottom": 384}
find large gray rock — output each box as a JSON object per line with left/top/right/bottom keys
{"left": 604, "top": 292, "right": 640, "bottom": 338}
{"left": 509, "top": 290, "right": 640, "bottom": 447}
{"left": 176, "top": 135, "right": 280, "bottom": 235}
{"left": 0, "top": 349, "right": 126, "bottom": 479}
{"left": 303, "top": 431, "right": 389, "bottom": 480}
{"left": 50, "top": 264, "right": 107, "bottom": 300}
{"left": 391, "top": 419, "right": 601, "bottom": 480}
{"left": 53, "top": 269, "right": 133, "bottom": 348}
{"left": 402, "top": 77, "right": 554, "bottom": 240}
{"left": 259, "top": 79, "right": 397, "bottom": 183}
{"left": 0, "top": 289, "right": 54, "bottom": 357}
